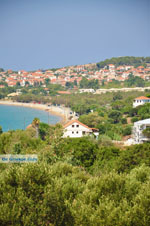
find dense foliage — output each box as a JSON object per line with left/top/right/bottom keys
{"left": 79, "top": 78, "right": 99, "bottom": 89}
{"left": 0, "top": 86, "right": 16, "bottom": 99}
{"left": 97, "top": 56, "right": 150, "bottom": 68}
{"left": 0, "top": 124, "right": 150, "bottom": 225}
{"left": 124, "top": 73, "right": 145, "bottom": 87}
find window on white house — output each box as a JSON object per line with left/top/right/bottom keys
{"left": 76, "top": 131, "right": 78, "bottom": 134}
{"left": 76, "top": 125, "right": 79, "bottom": 127}
{"left": 72, "top": 131, "right": 74, "bottom": 134}
{"left": 72, "top": 125, "right": 74, "bottom": 127}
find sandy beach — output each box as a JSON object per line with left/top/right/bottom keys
{"left": 0, "top": 100, "right": 71, "bottom": 124}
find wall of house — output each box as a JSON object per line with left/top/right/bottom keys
{"left": 133, "top": 99, "right": 150, "bottom": 108}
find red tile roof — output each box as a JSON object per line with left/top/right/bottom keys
{"left": 135, "top": 96, "right": 150, "bottom": 100}
{"left": 137, "top": 66, "right": 144, "bottom": 69}
{"left": 63, "top": 119, "right": 98, "bottom": 131}
{"left": 64, "top": 119, "right": 91, "bottom": 129}
{"left": 58, "top": 91, "right": 71, "bottom": 94}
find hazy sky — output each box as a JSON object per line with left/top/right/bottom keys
{"left": 0, "top": 0, "right": 149, "bottom": 71}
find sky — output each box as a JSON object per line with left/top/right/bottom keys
{"left": 0, "top": 0, "right": 150, "bottom": 71}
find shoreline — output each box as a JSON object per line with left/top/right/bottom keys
{"left": 0, "top": 100, "right": 70, "bottom": 125}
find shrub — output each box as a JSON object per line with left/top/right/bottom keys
{"left": 121, "top": 118, "right": 127, "bottom": 124}
{"left": 131, "top": 116, "right": 139, "bottom": 123}
{"left": 123, "top": 126, "right": 132, "bottom": 136}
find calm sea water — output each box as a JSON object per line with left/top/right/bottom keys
{"left": 0, "top": 105, "right": 61, "bottom": 132}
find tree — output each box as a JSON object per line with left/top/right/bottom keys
{"left": 65, "top": 82, "right": 74, "bottom": 88}
{"left": 112, "top": 100, "right": 124, "bottom": 111}
{"left": 0, "top": 93, "right": 4, "bottom": 99}
{"left": 16, "top": 81, "right": 21, "bottom": 87}
{"left": 123, "top": 125, "right": 132, "bottom": 136}
{"left": 79, "top": 112, "right": 102, "bottom": 128}
{"left": 0, "top": 68, "right": 4, "bottom": 72}
{"left": 125, "top": 73, "right": 145, "bottom": 87}
{"left": 61, "top": 137, "right": 99, "bottom": 168}
{"left": 0, "top": 163, "right": 74, "bottom": 225}
{"left": 25, "top": 81, "right": 29, "bottom": 86}
{"left": 121, "top": 118, "right": 127, "bottom": 124}
{"left": 79, "top": 79, "right": 85, "bottom": 89}
{"left": 116, "top": 143, "right": 150, "bottom": 173}
{"left": 113, "top": 92, "right": 123, "bottom": 101}
{"left": 45, "top": 78, "right": 50, "bottom": 86}
{"left": 79, "top": 78, "right": 99, "bottom": 89}
{"left": 102, "top": 80, "right": 105, "bottom": 86}
{"left": 32, "top": 118, "right": 40, "bottom": 138}
{"left": 108, "top": 110, "right": 122, "bottom": 124}
{"left": 73, "top": 80, "right": 77, "bottom": 86}
{"left": 137, "top": 103, "right": 150, "bottom": 119}
{"left": 143, "top": 127, "right": 150, "bottom": 139}
{"left": 0, "top": 126, "right": 2, "bottom": 135}
{"left": 39, "top": 122, "right": 50, "bottom": 140}
{"left": 146, "top": 94, "right": 150, "bottom": 98}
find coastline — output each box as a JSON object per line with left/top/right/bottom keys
{"left": 0, "top": 100, "right": 70, "bottom": 125}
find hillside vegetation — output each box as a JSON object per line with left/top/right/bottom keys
{"left": 0, "top": 125, "right": 150, "bottom": 225}
{"left": 51, "top": 90, "right": 150, "bottom": 141}
{"left": 97, "top": 56, "right": 150, "bottom": 68}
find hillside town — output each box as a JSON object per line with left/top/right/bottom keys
{"left": 1, "top": 0, "right": 150, "bottom": 224}
{"left": 0, "top": 62, "right": 150, "bottom": 88}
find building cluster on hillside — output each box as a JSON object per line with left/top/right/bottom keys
{"left": 95, "top": 64, "right": 150, "bottom": 84}
{"left": 0, "top": 62, "right": 150, "bottom": 87}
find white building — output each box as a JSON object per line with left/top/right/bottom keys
{"left": 79, "top": 89, "right": 95, "bottom": 93}
{"left": 133, "top": 118, "right": 150, "bottom": 144}
{"left": 108, "top": 64, "right": 115, "bottom": 71}
{"left": 63, "top": 119, "right": 99, "bottom": 138}
{"left": 133, "top": 96, "right": 150, "bottom": 108}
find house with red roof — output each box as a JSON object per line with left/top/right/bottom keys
{"left": 63, "top": 119, "right": 99, "bottom": 138}
{"left": 108, "top": 64, "right": 115, "bottom": 71}
{"left": 133, "top": 96, "right": 150, "bottom": 108}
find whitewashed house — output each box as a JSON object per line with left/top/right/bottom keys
{"left": 108, "top": 64, "right": 115, "bottom": 71}
{"left": 133, "top": 96, "right": 150, "bottom": 108}
{"left": 133, "top": 118, "right": 150, "bottom": 144}
{"left": 63, "top": 120, "right": 99, "bottom": 138}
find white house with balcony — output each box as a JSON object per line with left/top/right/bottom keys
{"left": 63, "top": 119, "right": 99, "bottom": 138}
{"left": 133, "top": 96, "right": 150, "bottom": 108}
{"left": 133, "top": 118, "right": 150, "bottom": 144}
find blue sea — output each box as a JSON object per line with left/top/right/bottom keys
{"left": 0, "top": 105, "right": 61, "bottom": 132}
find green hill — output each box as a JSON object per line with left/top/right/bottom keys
{"left": 97, "top": 56, "right": 150, "bottom": 69}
